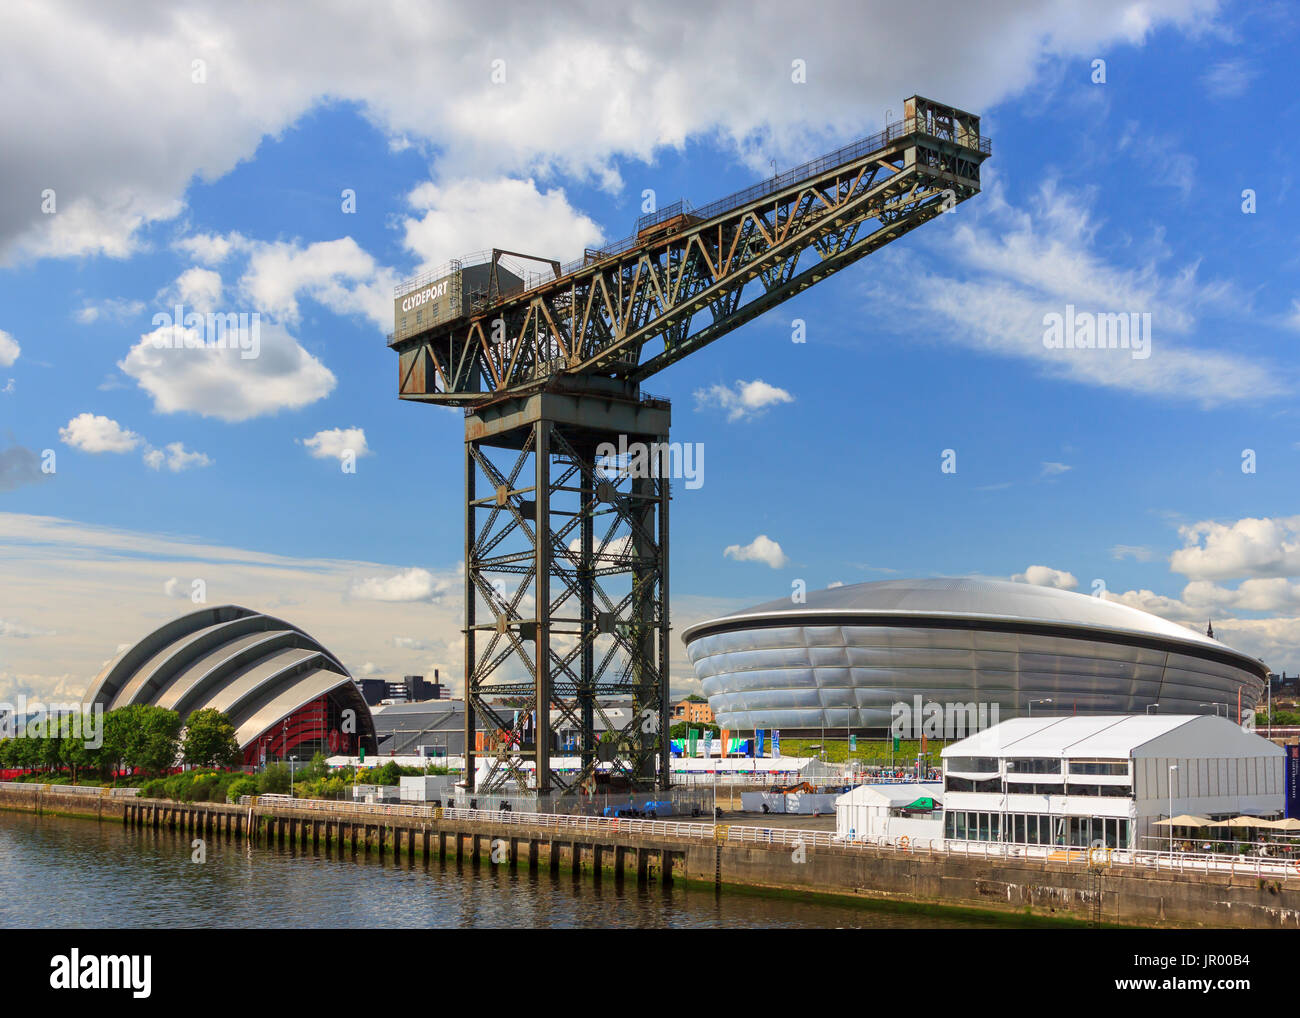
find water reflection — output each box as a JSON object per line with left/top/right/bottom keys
{"left": 0, "top": 811, "right": 997, "bottom": 929}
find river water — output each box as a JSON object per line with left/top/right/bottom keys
{"left": 0, "top": 810, "right": 1000, "bottom": 929}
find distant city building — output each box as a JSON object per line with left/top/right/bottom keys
{"left": 357, "top": 671, "right": 445, "bottom": 706}
{"left": 672, "top": 697, "right": 714, "bottom": 726}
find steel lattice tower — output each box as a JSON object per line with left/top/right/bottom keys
{"left": 389, "top": 96, "right": 990, "bottom": 798}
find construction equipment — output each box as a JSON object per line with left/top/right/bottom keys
{"left": 390, "top": 96, "right": 990, "bottom": 798}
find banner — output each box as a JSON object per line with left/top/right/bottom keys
{"left": 720, "top": 728, "right": 730, "bottom": 758}
{"left": 753, "top": 729, "right": 764, "bottom": 757}
{"left": 688, "top": 727, "right": 699, "bottom": 757}
{"left": 702, "top": 730, "right": 713, "bottom": 757}
{"left": 772, "top": 730, "right": 780, "bottom": 757}
{"left": 1288, "top": 744, "right": 1299, "bottom": 818}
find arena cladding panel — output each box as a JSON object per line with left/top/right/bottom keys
{"left": 681, "top": 578, "right": 1269, "bottom": 736}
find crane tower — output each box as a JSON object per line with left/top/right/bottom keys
{"left": 389, "top": 96, "right": 990, "bottom": 800}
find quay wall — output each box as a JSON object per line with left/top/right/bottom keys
{"left": 3, "top": 784, "right": 1298, "bottom": 928}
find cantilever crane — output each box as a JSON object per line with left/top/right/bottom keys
{"left": 389, "top": 96, "right": 990, "bottom": 798}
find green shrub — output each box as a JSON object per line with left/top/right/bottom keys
{"left": 258, "top": 763, "right": 291, "bottom": 794}
{"left": 226, "top": 776, "right": 258, "bottom": 802}
{"left": 140, "top": 778, "right": 168, "bottom": 799}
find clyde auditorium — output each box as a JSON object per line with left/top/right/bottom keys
{"left": 83, "top": 604, "right": 378, "bottom": 764}
{"left": 682, "top": 578, "right": 1269, "bottom": 735}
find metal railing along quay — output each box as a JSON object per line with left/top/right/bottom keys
{"left": 235, "top": 794, "right": 1300, "bottom": 880}
{"left": 0, "top": 780, "right": 139, "bottom": 798}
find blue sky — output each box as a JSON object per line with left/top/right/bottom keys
{"left": 2, "top": 0, "right": 1300, "bottom": 700}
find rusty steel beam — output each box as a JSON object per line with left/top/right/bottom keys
{"left": 391, "top": 96, "right": 989, "bottom": 405}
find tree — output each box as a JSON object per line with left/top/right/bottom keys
{"left": 181, "top": 708, "right": 241, "bottom": 768}
{"left": 104, "top": 704, "right": 182, "bottom": 775}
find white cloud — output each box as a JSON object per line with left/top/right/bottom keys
{"left": 1110, "top": 544, "right": 1157, "bottom": 562}
{"left": 827, "top": 580, "right": 844, "bottom": 589}
{"left": 172, "top": 231, "right": 248, "bottom": 265}
{"left": 0, "top": 330, "right": 19, "bottom": 367}
{"left": 723, "top": 534, "right": 789, "bottom": 569}
{"left": 1170, "top": 516, "right": 1300, "bottom": 581}
{"left": 74, "top": 297, "right": 145, "bottom": 325}
{"left": 300, "top": 427, "right": 370, "bottom": 462}
{"left": 1040, "top": 461, "right": 1071, "bottom": 476}
{"left": 868, "top": 180, "right": 1283, "bottom": 406}
{"left": 167, "top": 266, "right": 223, "bottom": 313}
{"left": 0, "top": 1, "right": 1220, "bottom": 264}
{"left": 58, "top": 413, "right": 142, "bottom": 454}
{"left": 143, "top": 442, "right": 212, "bottom": 472}
{"left": 694, "top": 379, "right": 794, "bottom": 422}
{"left": 1203, "top": 60, "right": 1256, "bottom": 98}
{"left": 402, "top": 177, "right": 603, "bottom": 275}
{"left": 0, "top": 512, "right": 467, "bottom": 700}
{"left": 239, "top": 237, "right": 395, "bottom": 330}
{"left": 119, "top": 321, "right": 335, "bottom": 421}
{"left": 349, "top": 566, "right": 458, "bottom": 603}
{"left": 1012, "top": 565, "right": 1078, "bottom": 590}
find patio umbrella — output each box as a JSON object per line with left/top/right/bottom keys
{"left": 1153, "top": 815, "right": 1210, "bottom": 827}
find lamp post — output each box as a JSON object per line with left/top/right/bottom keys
{"left": 1146, "top": 703, "right": 1160, "bottom": 715}
{"left": 1026, "top": 698, "right": 1052, "bottom": 718}
{"left": 1168, "top": 764, "right": 1178, "bottom": 855}
{"left": 290, "top": 755, "right": 297, "bottom": 799}
{"left": 1199, "top": 702, "right": 1226, "bottom": 718}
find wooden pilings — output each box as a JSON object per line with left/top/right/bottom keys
{"left": 120, "top": 799, "right": 681, "bottom": 885}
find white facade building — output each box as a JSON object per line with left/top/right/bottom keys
{"left": 835, "top": 782, "right": 944, "bottom": 843}
{"left": 940, "top": 715, "right": 1284, "bottom": 851}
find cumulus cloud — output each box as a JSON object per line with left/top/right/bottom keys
{"left": 58, "top": 413, "right": 142, "bottom": 454}
{"left": 143, "top": 442, "right": 212, "bottom": 472}
{"left": 119, "top": 321, "right": 335, "bottom": 421}
{"left": 1012, "top": 565, "right": 1078, "bottom": 590}
{"left": 0, "top": 1, "right": 1220, "bottom": 264}
{"left": 402, "top": 177, "right": 603, "bottom": 274}
{"left": 723, "top": 534, "right": 789, "bottom": 569}
{"left": 1040, "top": 461, "right": 1071, "bottom": 477}
{"left": 0, "top": 330, "right": 19, "bottom": 367}
{"left": 239, "top": 237, "right": 396, "bottom": 330}
{"left": 350, "top": 566, "right": 458, "bottom": 603}
{"left": 300, "top": 427, "right": 370, "bottom": 463}
{"left": 1170, "top": 516, "right": 1300, "bottom": 581}
{"left": 694, "top": 379, "right": 794, "bottom": 422}
{"left": 166, "top": 266, "right": 223, "bottom": 313}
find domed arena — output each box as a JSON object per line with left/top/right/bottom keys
{"left": 682, "top": 578, "right": 1269, "bottom": 735}
{"left": 82, "top": 605, "right": 377, "bottom": 764}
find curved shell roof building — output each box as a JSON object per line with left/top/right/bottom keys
{"left": 83, "top": 605, "right": 377, "bottom": 763}
{"left": 682, "top": 578, "right": 1268, "bottom": 734}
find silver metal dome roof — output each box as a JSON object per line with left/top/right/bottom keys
{"left": 682, "top": 577, "right": 1262, "bottom": 673}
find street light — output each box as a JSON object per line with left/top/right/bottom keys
{"left": 1146, "top": 703, "right": 1160, "bottom": 715}
{"left": 1026, "top": 698, "right": 1052, "bottom": 718}
{"left": 289, "top": 755, "right": 298, "bottom": 799}
{"left": 1168, "top": 764, "right": 1178, "bottom": 855}
{"left": 1199, "top": 702, "right": 1226, "bottom": 718}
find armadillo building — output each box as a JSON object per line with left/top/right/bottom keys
{"left": 682, "top": 579, "right": 1269, "bottom": 736}
{"left": 83, "top": 605, "right": 378, "bottom": 763}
